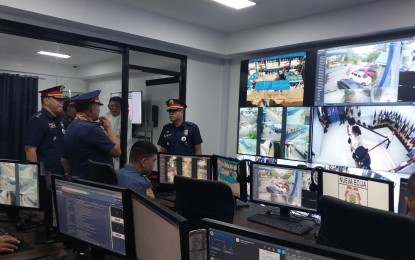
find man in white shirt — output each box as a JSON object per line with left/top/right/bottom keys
{"left": 105, "top": 96, "right": 132, "bottom": 168}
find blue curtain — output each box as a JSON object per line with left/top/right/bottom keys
{"left": 0, "top": 73, "right": 38, "bottom": 160}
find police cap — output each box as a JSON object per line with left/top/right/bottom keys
{"left": 39, "top": 85, "right": 65, "bottom": 99}
{"left": 166, "top": 98, "right": 187, "bottom": 111}
{"left": 72, "top": 90, "right": 103, "bottom": 106}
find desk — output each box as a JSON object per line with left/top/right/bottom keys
{"left": 156, "top": 195, "right": 318, "bottom": 244}
{"left": 0, "top": 224, "right": 64, "bottom": 260}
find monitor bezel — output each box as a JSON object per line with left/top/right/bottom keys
{"left": 51, "top": 175, "right": 133, "bottom": 259}
{"left": 157, "top": 152, "right": 213, "bottom": 186}
{"left": 129, "top": 188, "right": 189, "bottom": 260}
{"left": 317, "top": 169, "right": 395, "bottom": 212}
{"left": 211, "top": 154, "right": 248, "bottom": 202}
{"left": 202, "top": 218, "right": 378, "bottom": 260}
{"left": 0, "top": 159, "right": 44, "bottom": 211}
{"left": 249, "top": 161, "right": 318, "bottom": 214}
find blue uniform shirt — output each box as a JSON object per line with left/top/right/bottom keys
{"left": 62, "top": 114, "right": 74, "bottom": 129}
{"left": 116, "top": 165, "right": 154, "bottom": 199}
{"left": 25, "top": 108, "right": 64, "bottom": 175}
{"left": 157, "top": 121, "right": 203, "bottom": 154}
{"left": 62, "top": 119, "right": 115, "bottom": 179}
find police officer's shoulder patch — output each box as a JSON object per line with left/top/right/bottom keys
{"left": 185, "top": 121, "right": 194, "bottom": 126}
{"left": 34, "top": 111, "right": 43, "bottom": 118}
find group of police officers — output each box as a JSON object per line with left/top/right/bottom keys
{"left": 24, "top": 85, "right": 203, "bottom": 178}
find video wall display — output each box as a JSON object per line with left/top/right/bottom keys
{"left": 237, "top": 107, "right": 309, "bottom": 162}
{"left": 315, "top": 36, "right": 415, "bottom": 106}
{"left": 312, "top": 105, "right": 415, "bottom": 174}
{"left": 246, "top": 52, "right": 306, "bottom": 107}
{"left": 285, "top": 107, "right": 310, "bottom": 162}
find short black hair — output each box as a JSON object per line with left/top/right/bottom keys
{"left": 407, "top": 173, "right": 415, "bottom": 198}
{"left": 109, "top": 96, "right": 122, "bottom": 105}
{"left": 347, "top": 117, "right": 356, "bottom": 125}
{"left": 129, "top": 141, "right": 158, "bottom": 163}
{"left": 352, "top": 125, "right": 361, "bottom": 135}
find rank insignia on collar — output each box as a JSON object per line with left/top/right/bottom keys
{"left": 48, "top": 123, "right": 56, "bottom": 129}
{"left": 184, "top": 129, "right": 188, "bottom": 136}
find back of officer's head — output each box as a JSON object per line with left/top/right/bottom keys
{"left": 129, "top": 141, "right": 158, "bottom": 163}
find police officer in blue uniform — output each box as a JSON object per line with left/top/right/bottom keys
{"left": 61, "top": 90, "right": 121, "bottom": 179}
{"left": 157, "top": 99, "right": 203, "bottom": 155}
{"left": 62, "top": 97, "right": 76, "bottom": 128}
{"left": 25, "top": 85, "right": 66, "bottom": 175}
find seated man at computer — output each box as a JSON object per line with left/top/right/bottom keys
{"left": 116, "top": 141, "right": 157, "bottom": 199}
{"left": 405, "top": 172, "right": 415, "bottom": 217}
{"left": 0, "top": 235, "right": 20, "bottom": 253}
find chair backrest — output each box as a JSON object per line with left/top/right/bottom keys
{"left": 174, "top": 175, "right": 235, "bottom": 230}
{"left": 317, "top": 195, "right": 415, "bottom": 260}
{"left": 88, "top": 159, "right": 118, "bottom": 185}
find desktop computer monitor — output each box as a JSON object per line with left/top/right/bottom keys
{"left": 202, "top": 218, "right": 377, "bottom": 260}
{"left": 398, "top": 177, "right": 409, "bottom": 214}
{"left": 130, "top": 189, "right": 189, "bottom": 260}
{"left": 158, "top": 152, "right": 212, "bottom": 185}
{"left": 52, "top": 176, "right": 132, "bottom": 258}
{"left": 0, "top": 160, "right": 44, "bottom": 221}
{"left": 318, "top": 169, "right": 394, "bottom": 211}
{"left": 250, "top": 162, "right": 318, "bottom": 218}
{"left": 211, "top": 155, "right": 248, "bottom": 202}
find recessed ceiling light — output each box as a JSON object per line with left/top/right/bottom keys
{"left": 37, "top": 51, "right": 71, "bottom": 59}
{"left": 212, "top": 0, "right": 256, "bottom": 10}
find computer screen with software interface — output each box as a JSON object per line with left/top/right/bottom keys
{"left": 318, "top": 170, "right": 394, "bottom": 211}
{"left": 203, "top": 219, "right": 376, "bottom": 260}
{"left": 53, "top": 178, "right": 129, "bottom": 257}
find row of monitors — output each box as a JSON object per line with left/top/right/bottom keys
{"left": 237, "top": 105, "right": 415, "bottom": 174}
{"left": 240, "top": 35, "right": 415, "bottom": 107}
{"left": 50, "top": 175, "right": 376, "bottom": 260}
{"left": 157, "top": 153, "right": 395, "bottom": 215}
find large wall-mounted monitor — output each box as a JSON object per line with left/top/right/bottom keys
{"left": 203, "top": 218, "right": 374, "bottom": 260}
{"left": 318, "top": 169, "right": 394, "bottom": 211}
{"left": 312, "top": 105, "right": 415, "bottom": 174}
{"left": 110, "top": 91, "right": 142, "bottom": 124}
{"left": 315, "top": 36, "right": 415, "bottom": 106}
{"left": 0, "top": 160, "right": 43, "bottom": 212}
{"left": 158, "top": 153, "right": 212, "bottom": 185}
{"left": 52, "top": 177, "right": 131, "bottom": 258}
{"left": 211, "top": 155, "right": 248, "bottom": 202}
{"left": 130, "top": 189, "right": 189, "bottom": 260}
{"left": 241, "top": 52, "right": 306, "bottom": 107}
{"left": 250, "top": 162, "right": 318, "bottom": 217}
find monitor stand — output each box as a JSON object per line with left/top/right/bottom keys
{"left": 267, "top": 207, "right": 301, "bottom": 223}
{"left": 33, "top": 224, "right": 59, "bottom": 244}
{"left": 235, "top": 198, "right": 249, "bottom": 208}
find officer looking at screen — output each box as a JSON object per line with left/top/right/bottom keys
{"left": 157, "top": 99, "right": 203, "bottom": 155}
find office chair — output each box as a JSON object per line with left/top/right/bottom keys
{"left": 174, "top": 175, "right": 235, "bottom": 230}
{"left": 317, "top": 195, "right": 415, "bottom": 260}
{"left": 87, "top": 159, "right": 118, "bottom": 185}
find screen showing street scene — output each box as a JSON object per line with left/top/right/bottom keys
{"left": 315, "top": 37, "right": 415, "bottom": 106}
{"left": 238, "top": 108, "right": 258, "bottom": 155}
{"left": 312, "top": 105, "right": 415, "bottom": 174}
{"left": 250, "top": 164, "right": 316, "bottom": 211}
{"left": 259, "top": 107, "right": 283, "bottom": 158}
{"left": 0, "top": 162, "right": 39, "bottom": 208}
{"left": 158, "top": 154, "right": 211, "bottom": 184}
{"left": 247, "top": 52, "right": 305, "bottom": 107}
{"left": 285, "top": 107, "right": 311, "bottom": 162}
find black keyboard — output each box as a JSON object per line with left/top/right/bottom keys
{"left": 248, "top": 214, "right": 312, "bottom": 235}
